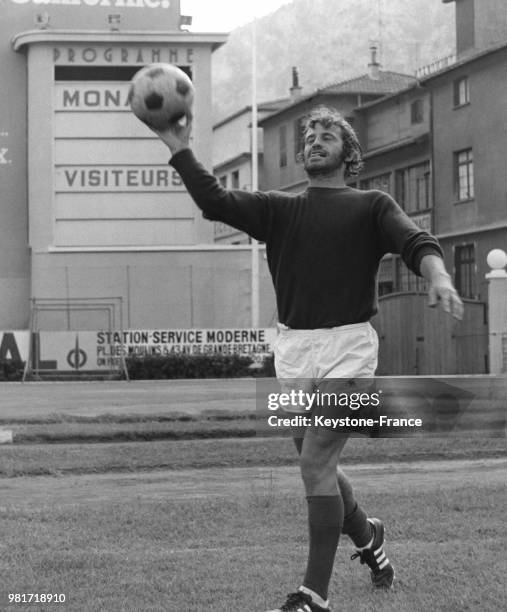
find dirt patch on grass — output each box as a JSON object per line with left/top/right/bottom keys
{"left": 0, "top": 379, "right": 256, "bottom": 419}
{"left": 1, "top": 458, "right": 505, "bottom": 507}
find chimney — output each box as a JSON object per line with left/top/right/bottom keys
{"left": 443, "top": 0, "right": 507, "bottom": 59}
{"left": 290, "top": 66, "right": 303, "bottom": 100}
{"left": 368, "top": 42, "right": 381, "bottom": 80}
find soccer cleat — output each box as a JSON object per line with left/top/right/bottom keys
{"left": 351, "top": 518, "right": 395, "bottom": 588}
{"left": 266, "top": 591, "right": 331, "bottom": 612}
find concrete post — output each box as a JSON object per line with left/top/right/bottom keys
{"left": 486, "top": 249, "right": 507, "bottom": 374}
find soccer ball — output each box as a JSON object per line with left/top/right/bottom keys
{"left": 128, "top": 63, "right": 194, "bottom": 130}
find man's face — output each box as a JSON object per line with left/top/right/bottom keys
{"left": 303, "top": 122, "right": 345, "bottom": 177}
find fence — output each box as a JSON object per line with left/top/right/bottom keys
{"left": 372, "top": 293, "right": 488, "bottom": 375}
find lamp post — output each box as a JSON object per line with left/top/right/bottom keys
{"left": 486, "top": 248, "right": 507, "bottom": 374}
{"left": 251, "top": 17, "right": 260, "bottom": 328}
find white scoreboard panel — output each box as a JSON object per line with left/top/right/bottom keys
{"left": 53, "top": 74, "right": 194, "bottom": 247}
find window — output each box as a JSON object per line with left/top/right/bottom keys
{"left": 360, "top": 173, "right": 392, "bottom": 195}
{"left": 410, "top": 99, "right": 424, "bottom": 124}
{"left": 294, "top": 116, "right": 305, "bottom": 162}
{"left": 231, "top": 170, "right": 240, "bottom": 189}
{"left": 55, "top": 65, "right": 192, "bottom": 81}
{"left": 378, "top": 258, "right": 395, "bottom": 296}
{"left": 219, "top": 175, "right": 227, "bottom": 187}
{"left": 453, "top": 76, "right": 469, "bottom": 107}
{"left": 454, "top": 149, "right": 474, "bottom": 201}
{"left": 55, "top": 66, "right": 140, "bottom": 81}
{"left": 395, "top": 162, "right": 431, "bottom": 213}
{"left": 378, "top": 281, "right": 394, "bottom": 296}
{"left": 279, "top": 125, "right": 287, "bottom": 167}
{"left": 454, "top": 244, "right": 476, "bottom": 298}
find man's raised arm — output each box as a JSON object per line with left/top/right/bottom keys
{"left": 150, "top": 116, "right": 271, "bottom": 242}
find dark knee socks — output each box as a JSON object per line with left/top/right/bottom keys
{"left": 303, "top": 495, "right": 343, "bottom": 601}
{"left": 337, "top": 471, "right": 372, "bottom": 548}
{"left": 342, "top": 503, "right": 372, "bottom": 548}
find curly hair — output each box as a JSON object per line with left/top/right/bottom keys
{"left": 302, "top": 105, "right": 364, "bottom": 178}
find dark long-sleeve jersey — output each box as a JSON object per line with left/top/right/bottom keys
{"left": 170, "top": 149, "right": 443, "bottom": 329}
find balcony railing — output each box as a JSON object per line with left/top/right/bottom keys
{"left": 415, "top": 53, "right": 457, "bottom": 79}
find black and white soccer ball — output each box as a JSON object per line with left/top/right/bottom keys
{"left": 128, "top": 63, "right": 194, "bottom": 130}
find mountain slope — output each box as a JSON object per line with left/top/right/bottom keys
{"left": 211, "top": 0, "right": 455, "bottom": 121}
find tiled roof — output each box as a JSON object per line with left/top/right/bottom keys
{"left": 258, "top": 70, "right": 418, "bottom": 126}
{"left": 318, "top": 70, "right": 416, "bottom": 95}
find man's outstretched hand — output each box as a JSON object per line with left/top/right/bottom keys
{"left": 420, "top": 254, "right": 464, "bottom": 320}
{"left": 427, "top": 275, "right": 464, "bottom": 320}
{"left": 150, "top": 113, "right": 193, "bottom": 157}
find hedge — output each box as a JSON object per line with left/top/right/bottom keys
{"left": 125, "top": 353, "right": 276, "bottom": 379}
{"left": 0, "top": 359, "right": 24, "bottom": 381}
{"left": 0, "top": 355, "right": 276, "bottom": 381}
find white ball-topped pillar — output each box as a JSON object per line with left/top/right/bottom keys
{"left": 486, "top": 248, "right": 507, "bottom": 374}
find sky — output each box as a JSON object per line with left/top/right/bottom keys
{"left": 181, "top": 0, "right": 293, "bottom": 32}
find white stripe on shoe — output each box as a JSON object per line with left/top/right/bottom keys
{"left": 378, "top": 558, "right": 390, "bottom": 570}
{"left": 298, "top": 586, "right": 329, "bottom": 609}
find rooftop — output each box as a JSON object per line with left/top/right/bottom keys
{"left": 258, "top": 70, "right": 417, "bottom": 125}
{"left": 213, "top": 96, "right": 291, "bottom": 129}
{"left": 418, "top": 40, "right": 507, "bottom": 82}
{"left": 317, "top": 70, "right": 416, "bottom": 95}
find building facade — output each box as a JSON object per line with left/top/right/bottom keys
{"left": 1, "top": 0, "right": 278, "bottom": 334}
{"left": 259, "top": 63, "right": 416, "bottom": 195}
{"left": 255, "top": 0, "right": 507, "bottom": 307}
{"left": 1, "top": 0, "right": 506, "bottom": 346}
{"left": 353, "top": 86, "right": 432, "bottom": 295}
{"left": 425, "top": 43, "right": 507, "bottom": 303}
{"left": 361, "top": 0, "right": 507, "bottom": 301}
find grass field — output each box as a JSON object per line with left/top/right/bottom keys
{"left": 0, "top": 380, "right": 506, "bottom": 611}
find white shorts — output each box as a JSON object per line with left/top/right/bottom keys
{"left": 274, "top": 322, "right": 379, "bottom": 413}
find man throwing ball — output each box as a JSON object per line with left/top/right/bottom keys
{"left": 152, "top": 106, "right": 463, "bottom": 612}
